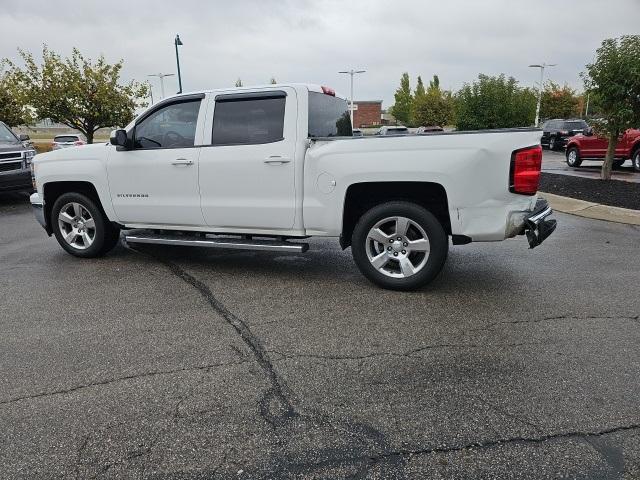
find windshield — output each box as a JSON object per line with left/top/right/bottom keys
{"left": 564, "top": 121, "right": 588, "bottom": 130}
{"left": 308, "top": 92, "right": 352, "bottom": 137}
{"left": 0, "top": 123, "right": 19, "bottom": 144}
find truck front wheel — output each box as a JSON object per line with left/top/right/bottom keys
{"left": 51, "top": 192, "right": 120, "bottom": 258}
{"left": 351, "top": 201, "right": 448, "bottom": 291}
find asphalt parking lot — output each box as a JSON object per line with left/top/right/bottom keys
{"left": 1, "top": 190, "right": 639, "bottom": 479}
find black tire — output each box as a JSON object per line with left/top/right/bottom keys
{"left": 549, "top": 136, "right": 557, "bottom": 151}
{"left": 51, "top": 192, "right": 120, "bottom": 258}
{"left": 566, "top": 146, "right": 582, "bottom": 167}
{"left": 351, "top": 201, "right": 448, "bottom": 291}
{"left": 612, "top": 159, "right": 625, "bottom": 169}
{"left": 633, "top": 149, "right": 640, "bottom": 172}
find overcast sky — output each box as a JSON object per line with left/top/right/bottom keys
{"left": 1, "top": 0, "right": 638, "bottom": 106}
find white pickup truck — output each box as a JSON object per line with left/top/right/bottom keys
{"left": 30, "top": 83, "right": 556, "bottom": 290}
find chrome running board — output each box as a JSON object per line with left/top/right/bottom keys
{"left": 125, "top": 232, "right": 309, "bottom": 253}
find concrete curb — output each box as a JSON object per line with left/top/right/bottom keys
{"left": 539, "top": 192, "right": 640, "bottom": 226}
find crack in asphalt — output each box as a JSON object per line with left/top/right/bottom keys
{"left": 369, "top": 422, "right": 640, "bottom": 461}
{"left": 472, "top": 314, "right": 639, "bottom": 332}
{"left": 290, "top": 422, "right": 640, "bottom": 474}
{"left": 268, "top": 342, "right": 537, "bottom": 363}
{"left": 0, "top": 359, "right": 249, "bottom": 407}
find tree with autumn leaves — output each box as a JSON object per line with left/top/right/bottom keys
{"left": 2, "top": 46, "right": 148, "bottom": 143}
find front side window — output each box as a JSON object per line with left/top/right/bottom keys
{"left": 212, "top": 95, "right": 285, "bottom": 146}
{"left": 134, "top": 100, "right": 201, "bottom": 149}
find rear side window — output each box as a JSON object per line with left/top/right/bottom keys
{"left": 212, "top": 94, "right": 285, "bottom": 146}
{"left": 308, "top": 92, "right": 352, "bottom": 137}
{"left": 564, "top": 120, "right": 588, "bottom": 130}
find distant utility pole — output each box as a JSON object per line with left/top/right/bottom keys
{"left": 584, "top": 92, "right": 590, "bottom": 118}
{"left": 528, "top": 63, "right": 556, "bottom": 127}
{"left": 174, "top": 34, "right": 183, "bottom": 94}
{"left": 338, "top": 69, "right": 366, "bottom": 127}
{"left": 147, "top": 80, "right": 154, "bottom": 105}
{"left": 148, "top": 73, "right": 175, "bottom": 100}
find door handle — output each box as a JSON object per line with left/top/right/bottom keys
{"left": 171, "top": 158, "right": 193, "bottom": 166}
{"left": 264, "top": 156, "right": 291, "bottom": 165}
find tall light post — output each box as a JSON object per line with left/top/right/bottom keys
{"left": 148, "top": 73, "right": 175, "bottom": 100}
{"left": 175, "top": 34, "right": 183, "bottom": 94}
{"left": 528, "top": 63, "right": 556, "bottom": 127}
{"left": 338, "top": 69, "right": 366, "bottom": 128}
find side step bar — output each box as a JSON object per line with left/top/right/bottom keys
{"left": 125, "top": 232, "right": 309, "bottom": 253}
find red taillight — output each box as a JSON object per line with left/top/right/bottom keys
{"left": 74, "top": 141, "right": 84, "bottom": 146}
{"left": 509, "top": 145, "right": 542, "bottom": 195}
{"left": 321, "top": 86, "right": 335, "bottom": 96}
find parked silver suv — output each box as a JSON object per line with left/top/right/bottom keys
{"left": 51, "top": 134, "right": 85, "bottom": 150}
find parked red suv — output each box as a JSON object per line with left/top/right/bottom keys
{"left": 565, "top": 128, "right": 640, "bottom": 171}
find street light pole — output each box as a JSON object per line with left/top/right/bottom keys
{"left": 148, "top": 73, "right": 175, "bottom": 100}
{"left": 528, "top": 63, "right": 556, "bottom": 127}
{"left": 338, "top": 69, "right": 366, "bottom": 128}
{"left": 175, "top": 34, "right": 183, "bottom": 94}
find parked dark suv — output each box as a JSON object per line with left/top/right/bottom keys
{"left": 0, "top": 121, "right": 36, "bottom": 192}
{"left": 541, "top": 119, "right": 589, "bottom": 151}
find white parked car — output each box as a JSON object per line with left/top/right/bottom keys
{"left": 376, "top": 125, "right": 409, "bottom": 135}
{"left": 51, "top": 134, "right": 86, "bottom": 150}
{"left": 30, "top": 84, "right": 555, "bottom": 290}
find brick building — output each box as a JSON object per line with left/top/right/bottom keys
{"left": 352, "top": 100, "right": 383, "bottom": 128}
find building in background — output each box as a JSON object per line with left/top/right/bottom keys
{"left": 352, "top": 100, "right": 383, "bottom": 128}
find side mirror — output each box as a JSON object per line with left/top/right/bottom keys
{"left": 584, "top": 127, "right": 593, "bottom": 136}
{"left": 110, "top": 129, "right": 130, "bottom": 149}
{"left": 19, "top": 134, "right": 30, "bottom": 141}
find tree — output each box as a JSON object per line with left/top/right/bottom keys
{"left": 540, "top": 81, "right": 579, "bottom": 120}
{"left": 454, "top": 74, "right": 536, "bottom": 130}
{"left": 582, "top": 35, "right": 640, "bottom": 180}
{"left": 414, "top": 76, "right": 426, "bottom": 99}
{"left": 269, "top": 77, "right": 277, "bottom": 84}
{"left": 390, "top": 73, "right": 412, "bottom": 125}
{"left": 412, "top": 74, "right": 453, "bottom": 127}
{"left": 6, "top": 46, "right": 147, "bottom": 143}
{"left": 235, "top": 78, "right": 243, "bottom": 87}
{"left": 413, "top": 89, "right": 454, "bottom": 127}
{"left": 429, "top": 74, "right": 440, "bottom": 91}
{"left": 0, "top": 62, "right": 32, "bottom": 127}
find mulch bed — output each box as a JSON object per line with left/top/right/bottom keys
{"left": 539, "top": 172, "right": 640, "bottom": 210}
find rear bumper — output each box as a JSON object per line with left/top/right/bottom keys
{"left": 523, "top": 198, "right": 556, "bottom": 248}
{"left": 506, "top": 198, "right": 557, "bottom": 248}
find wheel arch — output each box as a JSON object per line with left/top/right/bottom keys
{"left": 340, "top": 181, "right": 451, "bottom": 249}
{"left": 42, "top": 181, "right": 113, "bottom": 233}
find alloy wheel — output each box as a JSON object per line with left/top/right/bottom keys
{"left": 58, "top": 202, "right": 96, "bottom": 250}
{"left": 365, "top": 216, "right": 430, "bottom": 278}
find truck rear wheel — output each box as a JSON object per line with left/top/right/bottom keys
{"left": 51, "top": 192, "right": 120, "bottom": 258}
{"left": 351, "top": 201, "right": 448, "bottom": 291}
